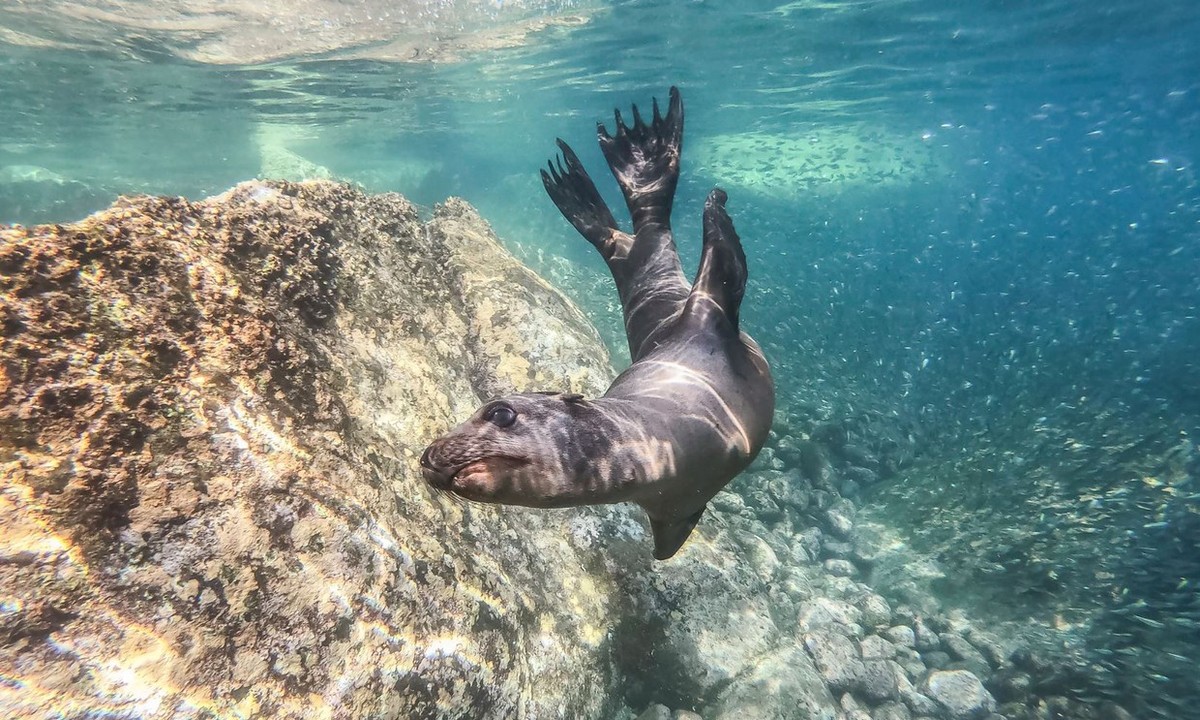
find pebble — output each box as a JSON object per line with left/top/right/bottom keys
{"left": 857, "top": 592, "right": 892, "bottom": 628}
{"left": 874, "top": 701, "right": 912, "bottom": 720}
{"left": 711, "top": 491, "right": 747, "bottom": 515}
{"left": 803, "top": 631, "right": 863, "bottom": 692}
{"left": 672, "top": 711, "right": 702, "bottom": 720}
{"left": 858, "top": 659, "right": 903, "bottom": 701}
{"left": 839, "top": 443, "right": 878, "bottom": 470}
{"left": 921, "top": 670, "right": 997, "bottom": 720}
{"left": 843, "top": 465, "right": 879, "bottom": 486}
{"left": 797, "top": 527, "right": 823, "bottom": 558}
{"left": 893, "top": 650, "right": 927, "bottom": 681}
{"left": 637, "top": 704, "right": 672, "bottom": 720}
{"left": 940, "top": 633, "right": 990, "bottom": 677}
{"left": 822, "top": 540, "right": 855, "bottom": 559}
{"left": 991, "top": 671, "right": 1031, "bottom": 702}
{"left": 741, "top": 534, "right": 780, "bottom": 581}
{"left": 922, "top": 650, "right": 951, "bottom": 670}
{"left": 912, "top": 618, "right": 940, "bottom": 651}
{"left": 964, "top": 628, "right": 1008, "bottom": 668}
{"left": 746, "top": 489, "right": 785, "bottom": 523}
{"left": 825, "top": 507, "right": 854, "bottom": 538}
{"left": 824, "top": 559, "right": 858, "bottom": 578}
{"left": 798, "top": 597, "right": 864, "bottom": 636}
{"left": 882, "top": 625, "right": 916, "bottom": 648}
{"left": 860, "top": 634, "right": 897, "bottom": 660}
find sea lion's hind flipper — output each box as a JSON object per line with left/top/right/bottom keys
{"left": 686, "top": 188, "right": 747, "bottom": 328}
{"left": 598, "top": 86, "right": 683, "bottom": 227}
{"left": 649, "top": 505, "right": 706, "bottom": 560}
{"left": 541, "top": 139, "right": 624, "bottom": 256}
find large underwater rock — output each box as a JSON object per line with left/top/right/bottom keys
{"left": 0, "top": 180, "right": 632, "bottom": 718}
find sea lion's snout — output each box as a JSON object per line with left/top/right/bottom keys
{"left": 418, "top": 435, "right": 520, "bottom": 499}
{"left": 419, "top": 444, "right": 452, "bottom": 489}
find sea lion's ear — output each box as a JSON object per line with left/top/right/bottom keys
{"left": 562, "top": 393, "right": 586, "bottom": 404}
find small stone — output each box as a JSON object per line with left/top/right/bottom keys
{"left": 822, "top": 540, "right": 855, "bottom": 559}
{"left": 857, "top": 593, "right": 892, "bottom": 628}
{"left": 964, "top": 629, "right": 1009, "bottom": 668}
{"left": 824, "top": 559, "right": 858, "bottom": 578}
{"left": 922, "top": 650, "right": 951, "bottom": 670}
{"left": 803, "top": 631, "right": 864, "bottom": 692}
{"left": 891, "top": 605, "right": 920, "bottom": 627}
{"left": 637, "top": 704, "right": 672, "bottom": 720}
{"left": 912, "top": 618, "right": 940, "bottom": 651}
{"left": 874, "top": 701, "right": 912, "bottom": 720}
{"left": 895, "top": 655, "right": 927, "bottom": 681}
{"left": 860, "top": 635, "right": 897, "bottom": 660}
{"left": 941, "top": 634, "right": 983, "bottom": 662}
{"left": 840, "top": 444, "right": 878, "bottom": 470}
{"left": 746, "top": 489, "right": 784, "bottom": 523}
{"left": 797, "top": 527, "right": 823, "bottom": 558}
{"left": 921, "top": 670, "right": 997, "bottom": 720}
{"left": 858, "top": 659, "right": 902, "bottom": 702}
{"left": 798, "top": 597, "right": 863, "bottom": 636}
{"left": 741, "top": 534, "right": 780, "bottom": 582}
{"left": 711, "top": 491, "right": 747, "bottom": 515}
{"left": 903, "top": 692, "right": 942, "bottom": 717}
{"left": 991, "top": 671, "right": 1031, "bottom": 703}
{"left": 824, "top": 507, "right": 854, "bottom": 539}
{"left": 844, "top": 465, "right": 879, "bottom": 486}
{"left": 672, "top": 711, "right": 703, "bottom": 720}
{"left": 940, "top": 633, "right": 990, "bottom": 676}
{"left": 882, "top": 625, "right": 916, "bottom": 648}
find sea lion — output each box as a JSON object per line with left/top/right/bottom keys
{"left": 420, "top": 87, "right": 774, "bottom": 559}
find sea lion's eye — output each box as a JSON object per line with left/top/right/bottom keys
{"left": 484, "top": 404, "right": 517, "bottom": 428}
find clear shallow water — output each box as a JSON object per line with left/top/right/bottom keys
{"left": 3, "top": 0, "right": 1200, "bottom": 716}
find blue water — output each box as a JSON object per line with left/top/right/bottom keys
{"left": 3, "top": 0, "right": 1200, "bottom": 716}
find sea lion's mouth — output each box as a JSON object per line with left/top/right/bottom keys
{"left": 420, "top": 453, "right": 529, "bottom": 494}
{"left": 451, "top": 455, "right": 529, "bottom": 482}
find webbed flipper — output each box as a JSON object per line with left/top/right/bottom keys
{"left": 685, "top": 188, "right": 747, "bottom": 329}
{"left": 541, "top": 139, "right": 629, "bottom": 260}
{"left": 598, "top": 86, "right": 684, "bottom": 230}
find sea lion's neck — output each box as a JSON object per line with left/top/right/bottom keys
{"left": 559, "top": 397, "right": 678, "bottom": 506}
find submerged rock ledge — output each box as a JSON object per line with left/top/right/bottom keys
{"left": 0, "top": 180, "right": 629, "bottom": 718}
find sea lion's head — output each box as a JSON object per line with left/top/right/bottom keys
{"left": 420, "top": 391, "right": 604, "bottom": 507}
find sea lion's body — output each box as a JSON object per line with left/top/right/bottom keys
{"left": 421, "top": 88, "right": 774, "bottom": 559}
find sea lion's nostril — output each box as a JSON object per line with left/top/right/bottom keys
{"left": 419, "top": 446, "right": 434, "bottom": 469}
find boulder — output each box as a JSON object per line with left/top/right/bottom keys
{"left": 707, "top": 645, "right": 836, "bottom": 720}
{"left": 0, "top": 181, "right": 628, "bottom": 718}
{"left": 921, "top": 670, "right": 997, "bottom": 720}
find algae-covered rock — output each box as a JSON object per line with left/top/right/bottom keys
{"left": 0, "top": 180, "right": 626, "bottom": 718}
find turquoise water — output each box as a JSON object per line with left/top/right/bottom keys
{"left": 3, "top": 0, "right": 1200, "bottom": 716}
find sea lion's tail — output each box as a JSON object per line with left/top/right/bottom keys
{"left": 686, "top": 188, "right": 747, "bottom": 329}
{"left": 597, "top": 86, "right": 683, "bottom": 230}
{"left": 541, "top": 139, "right": 629, "bottom": 260}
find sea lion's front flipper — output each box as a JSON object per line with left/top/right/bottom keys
{"left": 598, "top": 86, "right": 683, "bottom": 230}
{"left": 541, "top": 139, "right": 630, "bottom": 260}
{"left": 649, "top": 506, "right": 706, "bottom": 560}
{"left": 685, "top": 188, "right": 747, "bottom": 329}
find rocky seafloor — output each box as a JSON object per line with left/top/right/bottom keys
{"left": 0, "top": 180, "right": 1144, "bottom": 719}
